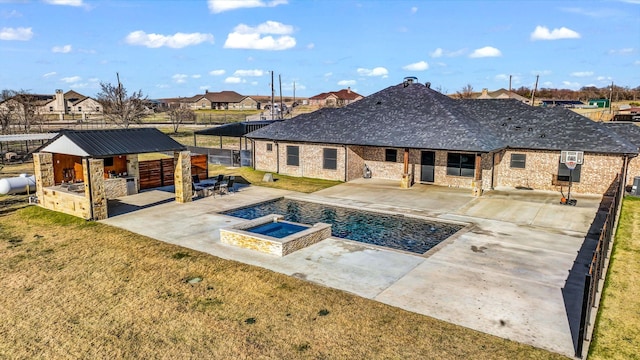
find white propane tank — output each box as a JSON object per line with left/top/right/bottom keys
{"left": 0, "top": 174, "right": 36, "bottom": 195}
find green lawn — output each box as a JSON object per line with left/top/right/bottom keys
{"left": 208, "top": 165, "right": 342, "bottom": 193}
{"left": 588, "top": 196, "right": 640, "bottom": 360}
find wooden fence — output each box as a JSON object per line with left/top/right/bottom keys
{"left": 138, "top": 154, "right": 207, "bottom": 190}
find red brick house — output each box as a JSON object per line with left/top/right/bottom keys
{"left": 308, "top": 87, "right": 363, "bottom": 108}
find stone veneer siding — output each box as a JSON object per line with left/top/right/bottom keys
{"left": 220, "top": 214, "right": 332, "bottom": 256}
{"left": 493, "top": 149, "right": 624, "bottom": 194}
{"left": 126, "top": 154, "right": 140, "bottom": 192}
{"left": 253, "top": 142, "right": 625, "bottom": 194}
{"left": 174, "top": 150, "right": 192, "bottom": 203}
{"left": 85, "top": 158, "right": 107, "bottom": 220}
{"left": 104, "top": 178, "right": 128, "bottom": 199}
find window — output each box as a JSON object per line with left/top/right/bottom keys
{"left": 49, "top": 106, "right": 53, "bottom": 112}
{"left": 510, "top": 153, "right": 526, "bottom": 168}
{"left": 103, "top": 157, "right": 114, "bottom": 167}
{"left": 95, "top": 106, "right": 100, "bottom": 112}
{"left": 447, "top": 153, "right": 475, "bottom": 177}
{"left": 266, "top": 143, "right": 273, "bottom": 152}
{"left": 385, "top": 149, "right": 397, "bottom": 162}
{"left": 78, "top": 106, "right": 82, "bottom": 112}
{"left": 66, "top": 106, "right": 71, "bottom": 112}
{"left": 323, "top": 148, "right": 337, "bottom": 170}
{"left": 557, "top": 161, "right": 581, "bottom": 182}
{"left": 287, "top": 146, "right": 299, "bottom": 166}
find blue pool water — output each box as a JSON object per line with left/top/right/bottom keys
{"left": 248, "top": 222, "right": 309, "bottom": 238}
{"left": 223, "top": 198, "right": 464, "bottom": 254}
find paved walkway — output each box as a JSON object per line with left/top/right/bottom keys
{"left": 101, "top": 179, "right": 602, "bottom": 357}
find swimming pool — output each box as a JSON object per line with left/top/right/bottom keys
{"left": 222, "top": 198, "right": 463, "bottom": 254}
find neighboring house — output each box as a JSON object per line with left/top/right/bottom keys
{"left": 601, "top": 122, "right": 640, "bottom": 188}
{"left": 39, "top": 89, "right": 103, "bottom": 119}
{"left": 247, "top": 79, "right": 637, "bottom": 195}
{"left": 476, "top": 88, "right": 530, "bottom": 104}
{"left": 168, "top": 90, "right": 258, "bottom": 111}
{"left": 308, "top": 87, "right": 363, "bottom": 108}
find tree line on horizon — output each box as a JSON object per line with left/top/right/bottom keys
{"left": 455, "top": 83, "right": 640, "bottom": 102}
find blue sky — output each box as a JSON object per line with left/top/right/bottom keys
{"left": 1, "top": 0, "right": 639, "bottom": 99}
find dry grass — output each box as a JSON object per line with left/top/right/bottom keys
{"left": 0, "top": 161, "right": 35, "bottom": 177}
{"left": 208, "top": 165, "right": 341, "bottom": 193}
{"left": 588, "top": 196, "right": 640, "bottom": 360}
{"left": 0, "top": 206, "right": 568, "bottom": 359}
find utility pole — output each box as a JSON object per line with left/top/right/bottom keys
{"left": 509, "top": 75, "right": 512, "bottom": 94}
{"left": 609, "top": 81, "right": 614, "bottom": 114}
{"left": 270, "top": 71, "right": 274, "bottom": 121}
{"left": 279, "top": 74, "right": 284, "bottom": 120}
{"left": 293, "top": 81, "right": 296, "bottom": 107}
{"left": 530, "top": 74, "right": 539, "bottom": 107}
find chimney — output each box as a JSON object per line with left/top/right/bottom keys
{"left": 347, "top": 87, "right": 351, "bottom": 94}
{"left": 403, "top": 76, "right": 418, "bottom": 87}
{"left": 482, "top": 88, "right": 489, "bottom": 96}
{"left": 55, "top": 89, "right": 64, "bottom": 111}
{"left": 205, "top": 89, "right": 208, "bottom": 94}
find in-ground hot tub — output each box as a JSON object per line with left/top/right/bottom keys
{"left": 220, "top": 214, "right": 331, "bottom": 256}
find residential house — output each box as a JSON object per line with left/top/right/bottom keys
{"left": 171, "top": 90, "right": 258, "bottom": 110}
{"left": 476, "top": 88, "right": 530, "bottom": 104}
{"left": 39, "top": 89, "right": 102, "bottom": 119}
{"left": 247, "top": 79, "right": 637, "bottom": 195}
{"left": 308, "top": 87, "right": 364, "bottom": 108}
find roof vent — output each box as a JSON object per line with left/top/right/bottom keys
{"left": 425, "top": 82, "right": 431, "bottom": 88}
{"left": 403, "top": 76, "right": 418, "bottom": 87}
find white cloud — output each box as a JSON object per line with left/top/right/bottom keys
{"left": 469, "top": 46, "right": 502, "bottom": 58}
{"left": 562, "top": 81, "right": 581, "bottom": 89}
{"left": 233, "top": 69, "right": 264, "bottom": 76}
{"left": 338, "top": 80, "right": 356, "bottom": 86}
{"left": 43, "top": 72, "right": 57, "bottom": 78}
{"left": 609, "top": 48, "right": 634, "bottom": 55}
{"left": 61, "top": 76, "right": 81, "bottom": 83}
{"left": 307, "top": 42, "right": 314, "bottom": 49}
{"left": 125, "top": 31, "right": 214, "bottom": 49}
{"left": 209, "top": 69, "right": 226, "bottom": 76}
{"left": 570, "top": 71, "right": 594, "bottom": 77}
{"left": 2, "top": 10, "right": 22, "bottom": 19}
{"left": 192, "top": 74, "right": 201, "bottom": 79}
{"left": 156, "top": 84, "right": 170, "bottom": 89}
{"left": 324, "top": 72, "right": 332, "bottom": 78}
{"left": 357, "top": 67, "right": 389, "bottom": 77}
{"left": 208, "top": 0, "right": 287, "bottom": 13}
{"left": 403, "top": 61, "right": 429, "bottom": 71}
{"left": 542, "top": 81, "right": 554, "bottom": 87}
{"left": 199, "top": 85, "right": 209, "bottom": 90}
{"left": 224, "top": 21, "right": 295, "bottom": 50}
{"left": 224, "top": 77, "right": 243, "bottom": 84}
{"left": 172, "top": 74, "right": 188, "bottom": 83}
{"left": 530, "top": 26, "right": 580, "bottom": 41}
{"left": 635, "top": 60, "right": 640, "bottom": 65}
{"left": 52, "top": 44, "right": 72, "bottom": 53}
{"left": 494, "top": 74, "right": 520, "bottom": 84}
{"left": 430, "top": 47, "right": 465, "bottom": 58}
{"left": 0, "top": 27, "right": 33, "bottom": 41}
{"left": 43, "top": 0, "right": 84, "bottom": 6}
{"left": 410, "top": 6, "right": 418, "bottom": 14}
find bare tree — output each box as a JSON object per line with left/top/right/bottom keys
{"left": 456, "top": 84, "right": 475, "bottom": 99}
{"left": 167, "top": 107, "right": 196, "bottom": 133}
{"left": 96, "top": 73, "right": 148, "bottom": 128}
{"left": 0, "top": 90, "right": 16, "bottom": 134}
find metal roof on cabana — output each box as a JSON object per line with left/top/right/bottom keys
{"left": 0, "top": 133, "right": 58, "bottom": 142}
{"left": 194, "top": 120, "right": 282, "bottom": 137}
{"left": 40, "top": 128, "right": 187, "bottom": 157}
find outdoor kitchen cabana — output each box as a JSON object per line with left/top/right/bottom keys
{"left": 33, "top": 128, "right": 191, "bottom": 220}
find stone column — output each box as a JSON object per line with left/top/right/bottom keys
{"left": 33, "top": 152, "right": 54, "bottom": 205}
{"left": 83, "top": 158, "right": 108, "bottom": 220}
{"left": 473, "top": 153, "right": 483, "bottom": 197}
{"left": 174, "top": 150, "right": 192, "bottom": 203}
{"left": 126, "top": 154, "right": 140, "bottom": 191}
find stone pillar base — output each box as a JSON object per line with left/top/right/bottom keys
{"left": 472, "top": 181, "right": 483, "bottom": 197}
{"left": 400, "top": 173, "right": 412, "bottom": 189}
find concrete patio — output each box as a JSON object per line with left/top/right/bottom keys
{"left": 101, "top": 178, "right": 603, "bottom": 358}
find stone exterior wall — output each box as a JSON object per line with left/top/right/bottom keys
{"left": 494, "top": 149, "right": 623, "bottom": 194}
{"left": 347, "top": 146, "right": 366, "bottom": 181}
{"left": 253, "top": 140, "right": 279, "bottom": 173}
{"left": 85, "top": 158, "right": 107, "bottom": 220}
{"left": 220, "top": 214, "right": 332, "bottom": 256}
{"left": 626, "top": 156, "right": 640, "bottom": 187}
{"left": 104, "top": 178, "right": 127, "bottom": 199}
{"left": 39, "top": 188, "right": 92, "bottom": 219}
{"left": 253, "top": 141, "right": 346, "bottom": 181}
{"left": 34, "top": 152, "right": 54, "bottom": 203}
{"left": 174, "top": 150, "right": 192, "bottom": 203}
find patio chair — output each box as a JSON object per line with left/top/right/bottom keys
{"left": 192, "top": 182, "right": 206, "bottom": 198}
{"left": 192, "top": 174, "right": 201, "bottom": 184}
{"left": 206, "top": 181, "right": 224, "bottom": 198}
{"left": 225, "top": 176, "right": 236, "bottom": 194}
{"left": 216, "top": 174, "right": 225, "bottom": 183}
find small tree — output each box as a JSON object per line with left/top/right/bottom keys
{"left": 0, "top": 89, "right": 16, "bottom": 134}
{"left": 96, "top": 73, "right": 148, "bottom": 128}
{"left": 456, "top": 84, "right": 474, "bottom": 99}
{"left": 168, "top": 107, "right": 196, "bottom": 133}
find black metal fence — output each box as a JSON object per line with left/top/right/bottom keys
{"left": 576, "top": 175, "right": 621, "bottom": 358}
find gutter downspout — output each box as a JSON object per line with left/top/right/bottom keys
{"left": 275, "top": 141, "right": 280, "bottom": 174}
{"left": 343, "top": 145, "right": 348, "bottom": 182}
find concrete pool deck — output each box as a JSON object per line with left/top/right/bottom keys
{"left": 101, "top": 179, "right": 603, "bottom": 358}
